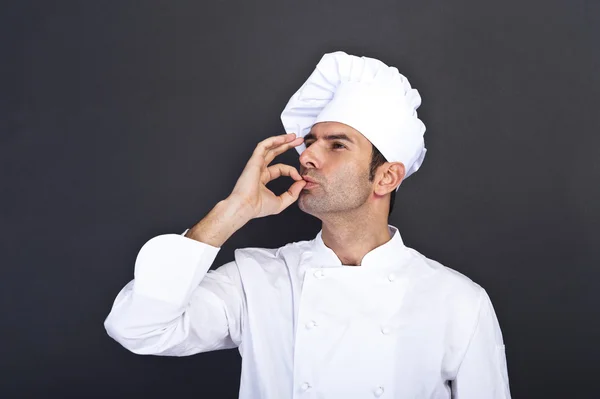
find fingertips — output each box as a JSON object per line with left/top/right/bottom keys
{"left": 290, "top": 179, "right": 307, "bottom": 198}
{"left": 292, "top": 168, "right": 302, "bottom": 181}
{"left": 275, "top": 133, "right": 296, "bottom": 146}
{"left": 286, "top": 137, "right": 303, "bottom": 149}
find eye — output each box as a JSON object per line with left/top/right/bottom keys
{"left": 332, "top": 142, "right": 346, "bottom": 149}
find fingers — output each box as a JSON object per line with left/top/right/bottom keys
{"left": 264, "top": 136, "right": 303, "bottom": 165}
{"left": 251, "top": 133, "right": 303, "bottom": 166}
{"left": 263, "top": 164, "right": 302, "bottom": 184}
{"left": 276, "top": 179, "right": 307, "bottom": 213}
{"left": 253, "top": 133, "right": 297, "bottom": 157}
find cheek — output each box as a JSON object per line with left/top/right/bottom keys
{"left": 331, "top": 161, "right": 370, "bottom": 185}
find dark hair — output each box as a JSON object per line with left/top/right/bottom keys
{"left": 369, "top": 145, "right": 397, "bottom": 216}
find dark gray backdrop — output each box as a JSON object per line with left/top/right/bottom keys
{"left": 2, "top": 1, "right": 599, "bottom": 398}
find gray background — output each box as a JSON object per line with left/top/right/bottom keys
{"left": 2, "top": 1, "right": 599, "bottom": 398}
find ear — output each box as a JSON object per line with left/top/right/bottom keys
{"left": 374, "top": 162, "right": 405, "bottom": 196}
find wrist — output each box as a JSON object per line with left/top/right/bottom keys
{"left": 220, "top": 195, "right": 255, "bottom": 222}
{"left": 185, "top": 198, "right": 253, "bottom": 247}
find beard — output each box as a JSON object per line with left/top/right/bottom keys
{"left": 298, "top": 166, "right": 372, "bottom": 216}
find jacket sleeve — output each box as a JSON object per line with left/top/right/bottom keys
{"left": 103, "top": 229, "right": 244, "bottom": 356}
{"left": 451, "top": 289, "right": 511, "bottom": 398}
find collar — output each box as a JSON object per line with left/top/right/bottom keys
{"left": 305, "top": 224, "right": 411, "bottom": 268}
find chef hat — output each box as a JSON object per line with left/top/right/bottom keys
{"left": 280, "top": 51, "right": 427, "bottom": 187}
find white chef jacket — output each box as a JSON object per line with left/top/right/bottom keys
{"left": 104, "top": 225, "right": 511, "bottom": 399}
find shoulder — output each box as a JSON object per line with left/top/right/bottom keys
{"left": 406, "top": 247, "right": 496, "bottom": 354}
{"left": 405, "top": 246, "right": 486, "bottom": 311}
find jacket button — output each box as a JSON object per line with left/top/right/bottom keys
{"left": 387, "top": 273, "right": 396, "bottom": 282}
{"left": 374, "top": 386, "right": 385, "bottom": 397}
{"left": 301, "top": 382, "right": 311, "bottom": 391}
{"left": 381, "top": 326, "right": 391, "bottom": 335}
{"left": 305, "top": 320, "right": 317, "bottom": 329}
{"left": 314, "top": 270, "right": 325, "bottom": 278}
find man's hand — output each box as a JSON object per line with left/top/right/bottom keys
{"left": 228, "top": 133, "right": 306, "bottom": 219}
{"left": 185, "top": 133, "right": 306, "bottom": 247}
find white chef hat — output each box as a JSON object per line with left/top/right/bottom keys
{"left": 280, "top": 51, "right": 427, "bottom": 187}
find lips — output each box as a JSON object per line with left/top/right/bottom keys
{"left": 301, "top": 175, "right": 319, "bottom": 190}
{"left": 302, "top": 176, "right": 319, "bottom": 184}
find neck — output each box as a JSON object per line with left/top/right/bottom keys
{"left": 320, "top": 211, "right": 392, "bottom": 266}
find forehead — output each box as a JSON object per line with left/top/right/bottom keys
{"left": 308, "top": 122, "right": 370, "bottom": 145}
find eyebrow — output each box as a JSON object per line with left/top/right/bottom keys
{"left": 304, "top": 132, "right": 355, "bottom": 144}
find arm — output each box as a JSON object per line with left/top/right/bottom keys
{"left": 104, "top": 133, "right": 307, "bottom": 356}
{"left": 451, "top": 289, "right": 511, "bottom": 398}
{"left": 103, "top": 218, "right": 243, "bottom": 356}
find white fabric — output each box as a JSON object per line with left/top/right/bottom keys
{"left": 105, "top": 226, "right": 511, "bottom": 399}
{"left": 280, "top": 51, "right": 427, "bottom": 185}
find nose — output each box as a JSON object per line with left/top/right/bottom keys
{"left": 299, "top": 143, "right": 321, "bottom": 170}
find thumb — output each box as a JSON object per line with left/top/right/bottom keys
{"left": 277, "top": 179, "right": 307, "bottom": 213}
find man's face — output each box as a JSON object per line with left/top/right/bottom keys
{"left": 298, "top": 121, "right": 374, "bottom": 217}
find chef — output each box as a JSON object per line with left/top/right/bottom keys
{"left": 104, "top": 51, "right": 511, "bottom": 398}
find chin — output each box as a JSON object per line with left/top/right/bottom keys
{"left": 298, "top": 196, "right": 316, "bottom": 215}
{"left": 297, "top": 196, "right": 310, "bottom": 214}
{"left": 298, "top": 195, "right": 328, "bottom": 217}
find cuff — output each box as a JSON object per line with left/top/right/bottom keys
{"left": 133, "top": 234, "right": 221, "bottom": 306}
